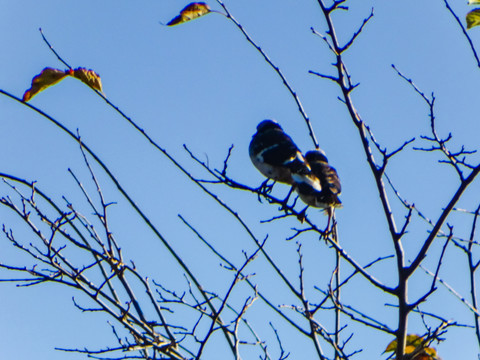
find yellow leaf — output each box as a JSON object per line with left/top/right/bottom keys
{"left": 425, "top": 347, "right": 437, "bottom": 357}
{"left": 23, "top": 67, "right": 69, "bottom": 102}
{"left": 385, "top": 338, "right": 397, "bottom": 353}
{"left": 412, "top": 348, "right": 439, "bottom": 360}
{"left": 467, "top": 9, "right": 480, "bottom": 30}
{"left": 405, "top": 345, "right": 417, "bottom": 354}
{"left": 73, "top": 68, "right": 103, "bottom": 93}
{"left": 407, "top": 334, "right": 424, "bottom": 348}
{"left": 167, "top": 2, "right": 210, "bottom": 26}
{"left": 384, "top": 334, "right": 439, "bottom": 359}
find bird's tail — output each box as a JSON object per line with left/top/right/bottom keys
{"left": 318, "top": 192, "right": 342, "bottom": 208}
{"left": 291, "top": 169, "right": 322, "bottom": 193}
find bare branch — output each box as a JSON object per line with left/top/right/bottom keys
{"left": 215, "top": 0, "right": 320, "bottom": 149}
{"left": 339, "top": 8, "right": 375, "bottom": 53}
{"left": 39, "top": 28, "right": 72, "bottom": 69}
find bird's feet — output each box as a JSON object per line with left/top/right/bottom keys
{"left": 278, "top": 187, "right": 295, "bottom": 211}
{"left": 322, "top": 207, "right": 336, "bottom": 235}
{"left": 255, "top": 179, "right": 275, "bottom": 202}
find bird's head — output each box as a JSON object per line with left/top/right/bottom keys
{"left": 256, "top": 119, "right": 282, "bottom": 132}
{"left": 306, "top": 149, "right": 329, "bottom": 163}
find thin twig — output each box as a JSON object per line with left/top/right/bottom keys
{"left": 442, "top": 0, "right": 480, "bottom": 68}
{"left": 215, "top": 0, "right": 320, "bottom": 149}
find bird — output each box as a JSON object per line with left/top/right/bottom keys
{"left": 249, "top": 120, "right": 310, "bottom": 185}
{"left": 293, "top": 149, "right": 342, "bottom": 209}
{"left": 249, "top": 120, "right": 320, "bottom": 205}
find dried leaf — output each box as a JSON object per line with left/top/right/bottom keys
{"left": 167, "top": 2, "right": 210, "bottom": 26}
{"left": 23, "top": 67, "right": 69, "bottom": 102}
{"left": 73, "top": 68, "right": 103, "bottom": 93}
{"left": 467, "top": 9, "right": 480, "bottom": 29}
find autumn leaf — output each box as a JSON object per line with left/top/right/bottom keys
{"left": 23, "top": 67, "right": 103, "bottom": 102}
{"left": 384, "top": 334, "right": 439, "bottom": 360}
{"left": 167, "top": 2, "right": 210, "bottom": 26}
{"left": 73, "top": 68, "right": 103, "bottom": 93}
{"left": 467, "top": 9, "right": 480, "bottom": 29}
{"left": 23, "top": 67, "right": 69, "bottom": 102}
{"left": 385, "top": 334, "right": 423, "bottom": 352}
{"left": 468, "top": 0, "right": 480, "bottom": 4}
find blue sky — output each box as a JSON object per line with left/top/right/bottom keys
{"left": 1, "top": 1, "right": 480, "bottom": 359}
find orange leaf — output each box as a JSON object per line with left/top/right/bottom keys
{"left": 167, "top": 2, "right": 210, "bottom": 26}
{"left": 23, "top": 67, "right": 69, "bottom": 102}
{"left": 72, "top": 68, "right": 103, "bottom": 93}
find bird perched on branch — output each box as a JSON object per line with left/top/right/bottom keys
{"left": 249, "top": 120, "right": 319, "bottom": 191}
{"left": 292, "top": 149, "right": 341, "bottom": 226}
{"left": 294, "top": 149, "right": 342, "bottom": 209}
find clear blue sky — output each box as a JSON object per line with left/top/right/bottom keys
{"left": 1, "top": 1, "right": 480, "bottom": 359}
